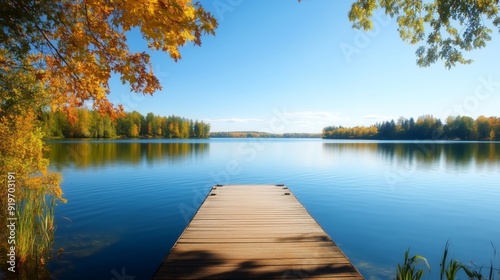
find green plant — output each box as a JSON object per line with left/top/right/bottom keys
{"left": 439, "top": 241, "right": 500, "bottom": 280}
{"left": 462, "top": 243, "right": 499, "bottom": 280}
{"left": 395, "top": 248, "right": 430, "bottom": 280}
{"left": 440, "top": 241, "right": 466, "bottom": 280}
{"left": 395, "top": 242, "right": 499, "bottom": 280}
{"left": 15, "top": 186, "right": 58, "bottom": 279}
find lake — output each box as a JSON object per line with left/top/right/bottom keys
{"left": 45, "top": 139, "right": 500, "bottom": 279}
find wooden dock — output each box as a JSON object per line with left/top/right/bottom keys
{"left": 153, "top": 184, "right": 364, "bottom": 279}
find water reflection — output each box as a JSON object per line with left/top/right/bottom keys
{"left": 323, "top": 141, "right": 500, "bottom": 170}
{"left": 45, "top": 140, "right": 209, "bottom": 170}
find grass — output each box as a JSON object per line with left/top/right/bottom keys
{"left": 396, "top": 242, "right": 499, "bottom": 280}
{"left": 395, "top": 248, "right": 430, "bottom": 280}
{"left": 1, "top": 185, "right": 58, "bottom": 279}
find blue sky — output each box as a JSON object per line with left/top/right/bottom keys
{"left": 108, "top": 0, "right": 500, "bottom": 133}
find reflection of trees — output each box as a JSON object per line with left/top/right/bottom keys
{"left": 442, "top": 142, "right": 500, "bottom": 168}
{"left": 377, "top": 142, "right": 442, "bottom": 166}
{"left": 322, "top": 142, "right": 378, "bottom": 156}
{"left": 323, "top": 142, "right": 500, "bottom": 169}
{"left": 45, "top": 141, "right": 209, "bottom": 170}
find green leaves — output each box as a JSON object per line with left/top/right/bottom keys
{"left": 395, "top": 242, "right": 499, "bottom": 280}
{"left": 440, "top": 241, "right": 486, "bottom": 280}
{"left": 348, "top": 0, "right": 500, "bottom": 68}
{"left": 395, "top": 248, "right": 430, "bottom": 280}
{"left": 348, "top": 0, "right": 378, "bottom": 30}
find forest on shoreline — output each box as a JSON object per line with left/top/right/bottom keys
{"left": 323, "top": 115, "right": 500, "bottom": 140}
{"left": 40, "top": 111, "right": 500, "bottom": 141}
{"left": 41, "top": 108, "right": 210, "bottom": 139}
{"left": 210, "top": 131, "right": 321, "bottom": 138}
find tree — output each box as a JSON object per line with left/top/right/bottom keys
{"left": 145, "top": 112, "right": 155, "bottom": 136}
{"left": 2, "top": 2, "right": 216, "bottom": 269}
{"left": 72, "top": 108, "right": 91, "bottom": 137}
{"left": 1, "top": 0, "right": 217, "bottom": 118}
{"left": 323, "top": 115, "right": 500, "bottom": 140}
{"left": 473, "top": 115, "right": 491, "bottom": 140}
{"left": 180, "top": 119, "right": 191, "bottom": 138}
{"left": 167, "top": 122, "right": 181, "bottom": 138}
{"left": 127, "top": 111, "right": 143, "bottom": 137}
{"left": 444, "top": 116, "right": 474, "bottom": 140}
{"left": 347, "top": 0, "right": 500, "bottom": 68}
{"left": 415, "top": 115, "right": 442, "bottom": 139}
{"left": 378, "top": 120, "right": 397, "bottom": 139}
{"left": 488, "top": 117, "right": 500, "bottom": 140}
{"left": 0, "top": 51, "right": 64, "bottom": 273}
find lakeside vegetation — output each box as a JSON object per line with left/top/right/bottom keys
{"left": 323, "top": 115, "right": 500, "bottom": 140}
{"left": 2, "top": 0, "right": 499, "bottom": 278}
{"left": 1, "top": 0, "right": 216, "bottom": 275}
{"left": 397, "top": 243, "right": 499, "bottom": 280}
{"left": 41, "top": 109, "right": 210, "bottom": 139}
{"left": 210, "top": 131, "right": 321, "bottom": 138}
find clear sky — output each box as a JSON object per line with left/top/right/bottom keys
{"left": 108, "top": 0, "right": 500, "bottom": 133}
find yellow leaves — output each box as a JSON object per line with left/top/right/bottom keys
{"left": 348, "top": 0, "right": 378, "bottom": 30}
{"left": 2, "top": 0, "right": 217, "bottom": 124}
{"left": 146, "top": 0, "right": 159, "bottom": 15}
{"left": 0, "top": 104, "right": 64, "bottom": 268}
{"left": 182, "top": 29, "right": 196, "bottom": 42}
{"left": 0, "top": 108, "right": 63, "bottom": 199}
{"left": 119, "top": 0, "right": 217, "bottom": 60}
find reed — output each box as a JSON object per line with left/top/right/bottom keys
{"left": 12, "top": 186, "right": 57, "bottom": 279}
{"left": 461, "top": 243, "right": 499, "bottom": 280}
{"left": 396, "top": 242, "right": 500, "bottom": 280}
{"left": 440, "top": 241, "right": 467, "bottom": 280}
{"left": 395, "top": 248, "right": 430, "bottom": 280}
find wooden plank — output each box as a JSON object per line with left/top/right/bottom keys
{"left": 152, "top": 184, "right": 364, "bottom": 279}
{"left": 161, "top": 257, "right": 352, "bottom": 266}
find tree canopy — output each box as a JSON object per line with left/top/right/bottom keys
{"left": 1, "top": 0, "right": 216, "bottom": 272}
{"left": 1, "top": 1, "right": 499, "bottom": 273}
{"left": 347, "top": 0, "right": 500, "bottom": 68}
{"left": 2, "top": 1, "right": 498, "bottom": 123}
{"left": 41, "top": 108, "right": 210, "bottom": 139}
{"left": 1, "top": 0, "right": 217, "bottom": 118}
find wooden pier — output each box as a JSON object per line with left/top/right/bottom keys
{"left": 153, "top": 184, "right": 364, "bottom": 279}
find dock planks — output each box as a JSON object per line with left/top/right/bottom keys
{"left": 153, "top": 184, "right": 364, "bottom": 279}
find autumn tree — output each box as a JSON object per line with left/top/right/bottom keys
{"left": 488, "top": 117, "right": 500, "bottom": 140}
{"left": 145, "top": 112, "right": 155, "bottom": 136}
{"left": 1, "top": 0, "right": 217, "bottom": 119}
{"left": 1, "top": 0, "right": 217, "bottom": 274}
{"left": 347, "top": 0, "right": 500, "bottom": 68}
{"left": 180, "top": 120, "right": 191, "bottom": 138}
{"left": 89, "top": 110, "right": 116, "bottom": 138}
{"left": 473, "top": 115, "right": 492, "bottom": 140}
{"left": 414, "top": 115, "right": 443, "bottom": 139}
{"left": 0, "top": 51, "right": 64, "bottom": 275}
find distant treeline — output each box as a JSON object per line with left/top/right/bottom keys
{"left": 41, "top": 109, "right": 210, "bottom": 138}
{"left": 210, "top": 131, "right": 321, "bottom": 138}
{"left": 323, "top": 115, "right": 500, "bottom": 140}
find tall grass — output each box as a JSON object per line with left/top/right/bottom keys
{"left": 461, "top": 243, "right": 499, "bottom": 280}
{"left": 440, "top": 241, "right": 467, "bottom": 280}
{"left": 0, "top": 185, "right": 58, "bottom": 279}
{"left": 15, "top": 185, "right": 58, "bottom": 279}
{"left": 395, "top": 248, "right": 430, "bottom": 280}
{"left": 396, "top": 242, "right": 499, "bottom": 280}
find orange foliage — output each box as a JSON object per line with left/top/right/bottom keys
{"left": 2, "top": 0, "right": 217, "bottom": 120}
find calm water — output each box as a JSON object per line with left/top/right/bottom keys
{"left": 45, "top": 139, "right": 500, "bottom": 280}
